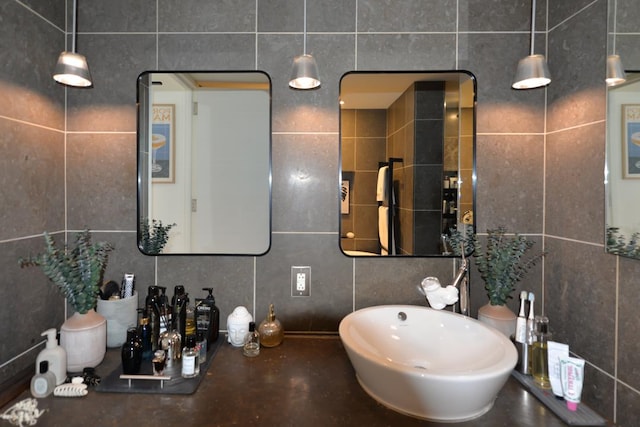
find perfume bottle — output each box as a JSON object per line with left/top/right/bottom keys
{"left": 158, "top": 327, "right": 181, "bottom": 368}
{"left": 121, "top": 328, "right": 143, "bottom": 375}
{"left": 258, "top": 304, "right": 284, "bottom": 347}
{"left": 181, "top": 335, "right": 199, "bottom": 378}
{"left": 531, "top": 316, "right": 552, "bottom": 389}
{"left": 243, "top": 322, "right": 260, "bottom": 357}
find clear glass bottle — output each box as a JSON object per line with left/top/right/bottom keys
{"left": 181, "top": 335, "right": 199, "bottom": 378}
{"left": 258, "top": 304, "right": 284, "bottom": 347}
{"left": 243, "top": 322, "right": 260, "bottom": 357}
{"left": 531, "top": 316, "right": 551, "bottom": 389}
{"left": 196, "top": 331, "right": 207, "bottom": 365}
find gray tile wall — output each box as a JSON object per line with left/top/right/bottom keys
{"left": 2, "top": 0, "right": 639, "bottom": 423}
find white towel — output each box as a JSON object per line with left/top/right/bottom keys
{"left": 379, "top": 206, "right": 388, "bottom": 254}
{"left": 376, "top": 166, "right": 388, "bottom": 203}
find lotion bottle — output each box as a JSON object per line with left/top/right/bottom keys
{"left": 36, "top": 329, "right": 66, "bottom": 385}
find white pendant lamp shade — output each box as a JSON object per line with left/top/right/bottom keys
{"left": 288, "top": 0, "right": 320, "bottom": 90}
{"left": 512, "top": 0, "right": 551, "bottom": 90}
{"left": 289, "top": 54, "right": 321, "bottom": 89}
{"left": 53, "top": 51, "right": 92, "bottom": 87}
{"left": 606, "top": 54, "right": 626, "bottom": 86}
{"left": 512, "top": 54, "right": 551, "bottom": 89}
{"left": 53, "top": 0, "right": 92, "bottom": 88}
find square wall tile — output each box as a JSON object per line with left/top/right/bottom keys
{"left": 0, "top": 120, "right": 64, "bottom": 240}
{"left": 475, "top": 134, "right": 544, "bottom": 233}
{"left": 358, "top": 0, "right": 457, "bottom": 32}
{"left": 67, "top": 133, "right": 137, "bottom": 230}
{"left": 272, "top": 133, "right": 340, "bottom": 233}
{"left": 68, "top": 34, "right": 157, "bottom": 132}
{"left": 545, "top": 122, "right": 605, "bottom": 243}
{"left": 256, "top": 233, "right": 353, "bottom": 331}
{"left": 79, "top": 0, "right": 157, "bottom": 32}
{"left": 159, "top": 0, "right": 255, "bottom": 32}
{"left": 617, "top": 255, "right": 640, "bottom": 391}
{"left": 547, "top": 0, "right": 606, "bottom": 132}
{"left": 544, "top": 237, "right": 616, "bottom": 372}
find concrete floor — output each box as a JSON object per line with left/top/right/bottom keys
{"left": 2, "top": 336, "right": 573, "bottom": 426}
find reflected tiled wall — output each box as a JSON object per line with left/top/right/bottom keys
{"left": 341, "top": 109, "right": 386, "bottom": 254}
{"left": 2, "top": 0, "right": 640, "bottom": 423}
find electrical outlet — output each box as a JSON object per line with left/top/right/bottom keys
{"left": 291, "top": 266, "right": 311, "bottom": 297}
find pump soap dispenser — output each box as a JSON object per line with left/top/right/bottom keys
{"left": 258, "top": 304, "right": 284, "bottom": 347}
{"left": 36, "top": 329, "right": 67, "bottom": 385}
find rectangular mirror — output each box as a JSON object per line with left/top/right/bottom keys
{"left": 339, "top": 71, "right": 476, "bottom": 257}
{"left": 137, "top": 71, "right": 271, "bottom": 255}
{"left": 606, "top": 72, "right": 640, "bottom": 259}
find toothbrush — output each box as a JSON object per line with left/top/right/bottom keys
{"left": 526, "top": 292, "right": 536, "bottom": 341}
{"left": 515, "top": 291, "right": 528, "bottom": 343}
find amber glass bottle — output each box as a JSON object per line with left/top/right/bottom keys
{"left": 258, "top": 304, "right": 284, "bottom": 347}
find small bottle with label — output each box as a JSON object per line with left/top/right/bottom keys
{"left": 181, "top": 335, "right": 199, "bottom": 378}
{"left": 531, "top": 316, "right": 552, "bottom": 389}
{"left": 243, "top": 322, "right": 260, "bottom": 357}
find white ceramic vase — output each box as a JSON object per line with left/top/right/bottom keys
{"left": 96, "top": 292, "right": 139, "bottom": 348}
{"left": 477, "top": 303, "right": 517, "bottom": 338}
{"left": 60, "top": 309, "right": 107, "bottom": 372}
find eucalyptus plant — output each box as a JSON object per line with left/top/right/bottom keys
{"left": 450, "top": 226, "right": 545, "bottom": 306}
{"left": 606, "top": 226, "right": 640, "bottom": 259}
{"left": 139, "top": 219, "right": 175, "bottom": 254}
{"left": 474, "top": 227, "right": 545, "bottom": 306}
{"left": 19, "top": 230, "right": 114, "bottom": 314}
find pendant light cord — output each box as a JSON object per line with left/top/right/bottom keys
{"left": 529, "top": 0, "right": 536, "bottom": 55}
{"left": 303, "top": 0, "right": 307, "bottom": 55}
{"left": 71, "top": 0, "right": 78, "bottom": 53}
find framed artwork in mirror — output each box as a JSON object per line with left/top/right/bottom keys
{"left": 152, "top": 104, "right": 175, "bottom": 183}
{"left": 622, "top": 104, "right": 640, "bottom": 178}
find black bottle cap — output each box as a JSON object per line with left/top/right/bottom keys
{"left": 39, "top": 360, "right": 49, "bottom": 374}
{"left": 248, "top": 321, "right": 256, "bottom": 332}
{"left": 186, "top": 334, "right": 196, "bottom": 348}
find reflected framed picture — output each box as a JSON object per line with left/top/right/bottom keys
{"left": 622, "top": 104, "right": 640, "bottom": 178}
{"left": 341, "top": 180, "right": 350, "bottom": 214}
{"left": 151, "top": 104, "right": 175, "bottom": 183}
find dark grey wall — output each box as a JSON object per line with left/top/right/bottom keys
{"left": 2, "top": 0, "right": 639, "bottom": 423}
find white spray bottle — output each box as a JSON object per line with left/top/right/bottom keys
{"left": 36, "top": 329, "right": 67, "bottom": 385}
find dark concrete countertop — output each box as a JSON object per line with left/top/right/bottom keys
{"left": 2, "top": 336, "right": 581, "bottom": 426}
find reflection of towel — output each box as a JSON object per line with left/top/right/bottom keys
{"left": 376, "top": 166, "right": 388, "bottom": 203}
{"left": 379, "top": 206, "right": 389, "bottom": 255}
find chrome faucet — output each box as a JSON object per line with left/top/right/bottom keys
{"left": 419, "top": 243, "right": 470, "bottom": 316}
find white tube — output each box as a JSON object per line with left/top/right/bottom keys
{"left": 547, "top": 341, "right": 569, "bottom": 397}
{"left": 559, "top": 356, "right": 585, "bottom": 411}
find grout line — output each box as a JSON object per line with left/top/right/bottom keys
{"left": 0, "top": 116, "right": 64, "bottom": 133}
{"left": 547, "top": 0, "right": 600, "bottom": 33}
{"left": 614, "top": 254, "right": 619, "bottom": 422}
{"left": 0, "top": 340, "right": 46, "bottom": 370}
{"left": 544, "top": 234, "right": 604, "bottom": 248}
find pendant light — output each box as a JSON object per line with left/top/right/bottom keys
{"left": 289, "top": 0, "right": 320, "bottom": 90}
{"left": 512, "top": 0, "right": 551, "bottom": 90}
{"left": 606, "top": 2, "right": 626, "bottom": 87}
{"left": 606, "top": 55, "right": 626, "bottom": 86}
{"left": 53, "top": 0, "right": 92, "bottom": 87}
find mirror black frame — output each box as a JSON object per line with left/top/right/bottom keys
{"left": 136, "top": 70, "right": 272, "bottom": 256}
{"left": 605, "top": 70, "right": 640, "bottom": 259}
{"left": 338, "top": 70, "right": 477, "bottom": 257}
